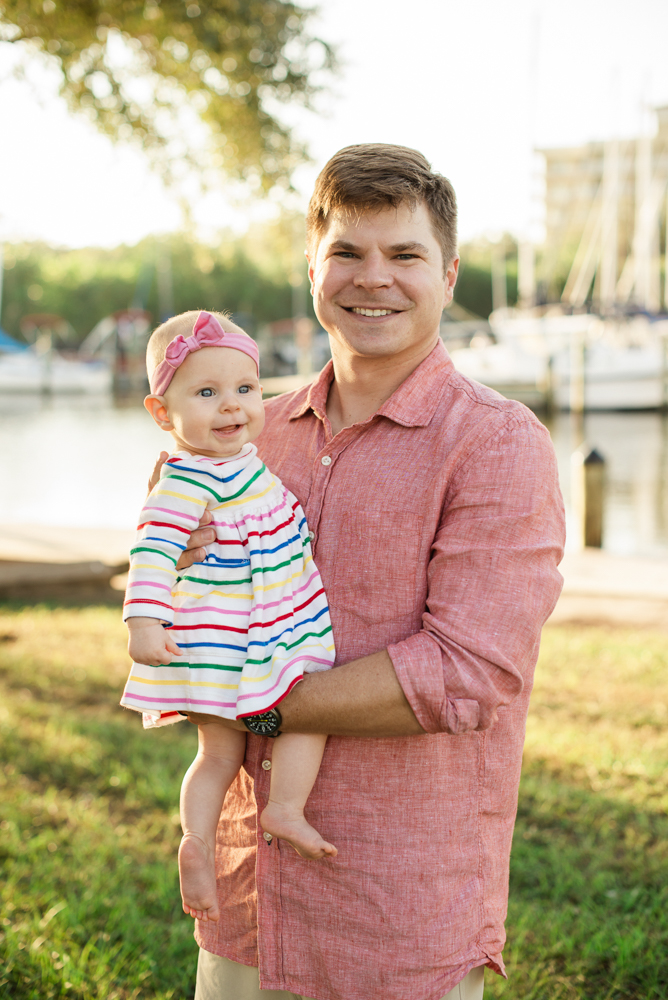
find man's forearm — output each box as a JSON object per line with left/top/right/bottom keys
{"left": 187, "top": 651, "right": 426, "bottom": 737}
{"left": 280, "top": 650, "right": 426, "bottom": 738}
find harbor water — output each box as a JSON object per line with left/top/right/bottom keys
{"left": 3, "top": 393, "right": 668, "bottom": 557}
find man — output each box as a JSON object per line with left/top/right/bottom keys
{"left": 173, "top": 144, "right": 565, "bottom": 1000}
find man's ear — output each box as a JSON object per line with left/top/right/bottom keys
{"left": 442, "top": 256, "right": 460, "bottom": 308}
{"left": 305, "top": 249, "right": 315, "bottom": 295}
{"left": 144, "top": 394, "right": 174, "bottom": 430}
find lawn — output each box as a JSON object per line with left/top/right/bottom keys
{"left": 0, "top": 607, "right": 667, "bottom": 999}
{"left": 0, "top": 606, "right": 198, "bottom": 1000}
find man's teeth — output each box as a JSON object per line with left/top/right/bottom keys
{"left": 351, "top": 307, "right": 395, "bottom": 317}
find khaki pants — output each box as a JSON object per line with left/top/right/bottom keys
{"left": 194, "top": 950, "right": 485, "bottom": 1000}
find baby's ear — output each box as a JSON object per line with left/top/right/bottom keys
{"left": 144, "top": 394, "right": 174, "bottom": 430}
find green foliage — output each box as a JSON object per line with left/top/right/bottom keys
{"left": 0, "top": 230, "right": 297, "bottom": 342}
{"left": 1, "top": 608, "right": 668, "bottom": 998}
{"left": 0, "top": 0, "right": 335, "bottom": 188}
{"left": 455, "top": 238, "right": 518, "bottom": 319}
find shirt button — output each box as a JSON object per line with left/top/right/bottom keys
{"left": 261, "top": 759, "right": 272, "bottom": 770}
{"left": 308, "top": 530, "right": 315, "bottom": 542}
{"left": 321, "top": 455, "right": 332, "bottom": 466}
{"left": 263, "top": 831, "right": 273, "bottom": 842}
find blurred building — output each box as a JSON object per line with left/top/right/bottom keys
{"left": 538, "top": 106, "right": 668, "bottom": 310}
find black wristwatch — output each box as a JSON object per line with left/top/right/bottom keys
{"left": 241, "top": 707, "right": 282, "bottom": 738}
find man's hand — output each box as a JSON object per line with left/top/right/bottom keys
{"left": 127, "top": 617, "right": 182, "bottom": 666}
{"left": 148, "top": 451, "right": 170, "bottom": 496}
{"left": 148, "top": 451, "right": 216, "bottom": 570}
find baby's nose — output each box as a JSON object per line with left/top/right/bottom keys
{"left": 219, "top": 392, "right": 241, "bottom": 409}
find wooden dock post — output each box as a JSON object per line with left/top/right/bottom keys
{"left": 542, "top": 354, "right": 555, "bottom": 416}
{"left": 571, "top": 446, "right": 606, "bottom": 548}
{"left": 569, "top": 329, "right": 586, "bottom": 413}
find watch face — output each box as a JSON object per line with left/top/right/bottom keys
{"left": 244, "top": 709, "right": 280, "bottom": 735}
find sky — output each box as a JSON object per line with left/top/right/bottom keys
{"left": 2, "top": 0, "right": 668, "bottom": 248}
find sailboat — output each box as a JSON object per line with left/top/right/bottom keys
{"left": 450, "top": 107, "right": 668, "bottom": 411}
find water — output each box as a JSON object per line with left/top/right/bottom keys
{"left": 0, "top": 394, "right": 165, "bottom": 530}
{"left": 549, "top": 410, "right": 668, "bottom": 556}
{"left": 2, "top": 394, "right": 668, "bottom": 555}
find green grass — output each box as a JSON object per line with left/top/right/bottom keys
{"left": 0, "top": 609, "right": 667, "bottom": 998}
{"left": 487, "top": 625, "right": 668, "bottom": 1000}
{"left": 0, "top": 606, "right": 199, "bottom": 999}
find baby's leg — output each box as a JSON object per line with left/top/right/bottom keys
{"left": 260, "top": 733, "right": 337, "bottom": 860}
{"left": 179, "top": 723, "right": 246, "bottom": 921}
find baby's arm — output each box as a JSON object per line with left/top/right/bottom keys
{"left": 127, "top": 616, "right": 182, "bottom": 666}
{"left": 125, "top": 455, "right": 212, "bottom": 626}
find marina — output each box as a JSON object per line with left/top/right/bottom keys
{"left": 3, "top": 391, "right": 668, "bottom": 557}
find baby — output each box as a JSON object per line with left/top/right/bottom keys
{"left": 121, "top": 309, "right": 337, "bottom": 922}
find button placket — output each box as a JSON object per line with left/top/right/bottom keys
{"left": 307, "top": 447, "right": 337, "bottom": 550}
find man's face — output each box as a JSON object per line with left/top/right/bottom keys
{"left": 307, "top": 200, "right": 458, "bottom": 363}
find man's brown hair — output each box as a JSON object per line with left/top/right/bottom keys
{"left": 306, "top": 144, "right": 458, "bottom": 268}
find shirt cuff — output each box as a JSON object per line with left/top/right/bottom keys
{"left": 388, "top": 632, "right": 480, "bottom": 735}
{"left": 123, "top": 601, "right": 174, "bottom": 625}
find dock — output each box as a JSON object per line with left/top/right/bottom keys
{"left": 0, "top": 524, "right": 133, "bottom": 602}
{"left": 2, "top": 523, "right": 668, "bottom": 626}
{"left": 550, "top": 549, "right": 668, "bottom": 628}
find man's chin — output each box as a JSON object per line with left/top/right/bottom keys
{"left": 337, "top": 331, "right": 428, "bottom": 361}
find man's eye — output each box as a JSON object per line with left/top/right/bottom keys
{"left": 199, "top": 388, "right": 215, "bottom": 397}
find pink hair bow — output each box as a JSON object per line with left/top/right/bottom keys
{"left": 149, "top": 311, "right": 259, "bottom": 395}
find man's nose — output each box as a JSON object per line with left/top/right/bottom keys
{"left": 352, "top": 251, "right": 393, "bottom": 289}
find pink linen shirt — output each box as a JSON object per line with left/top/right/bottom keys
{"left": 196, "top": 339, "right": 565, "bottom": 1000}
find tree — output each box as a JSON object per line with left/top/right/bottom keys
{"left": 0, "top": 232, "right": 299, "bottom": 341}
{"left": 0, "top": 0, "right": 334, "bottom": 188}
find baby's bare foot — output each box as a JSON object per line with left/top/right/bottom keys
{"left": 261, "top": 802, "right": 337, "bottom": 860}
{"left": 178, "top": 833, "right": 220, "bottom": 921}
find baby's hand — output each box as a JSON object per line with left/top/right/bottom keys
{"left": 127, "top": 617, "right": 182, "bottom": 666}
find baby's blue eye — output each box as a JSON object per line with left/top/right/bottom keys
{"left": 238, "top": 385, "right": 251, "bottom": 394}
{"left": 199, "top": 388, "right": 214, "bottom": 397}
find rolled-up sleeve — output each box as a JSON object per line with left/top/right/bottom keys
{"left": 388, "top": 415, "right": 565, "bottom": 735}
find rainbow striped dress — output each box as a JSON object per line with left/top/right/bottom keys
{"left": 120, "top": 444, "right": 335, "bottom": 727}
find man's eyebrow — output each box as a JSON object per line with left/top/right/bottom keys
{"left": 328, "top": 240, "right": 432, "bottom": 255}
{"left": 328, "top": 240, "right": 359, "bottom": 252}
{"left": 389, "top": 241, "right": 431, "bottom": 256}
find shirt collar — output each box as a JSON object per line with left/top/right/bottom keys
{"left": 287, "top": 339, "right": 455, "bottom": 428}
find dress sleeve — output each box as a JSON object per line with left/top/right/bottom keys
{"left": 123, "top": 456, "right": 213, "bottom": 624}
{"left": 388, "top": 415, "right": 565, "bottom": 735}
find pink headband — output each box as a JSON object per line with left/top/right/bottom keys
{"left": 149, "top": 311, "right": 260, "bottom": 395}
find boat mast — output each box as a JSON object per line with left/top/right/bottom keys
{"left": 634, "top": 104, "right": 655, "bottom": 311}
{"left": 599, "top": 135, "right": 620, "bottom": 312}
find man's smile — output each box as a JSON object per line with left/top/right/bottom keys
{"left": 348, "top": 307, "right": 399, "bottom": 317}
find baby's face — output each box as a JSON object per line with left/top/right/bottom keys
{"left": 161, "top": 346, "right": 264, "bottom": 458}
